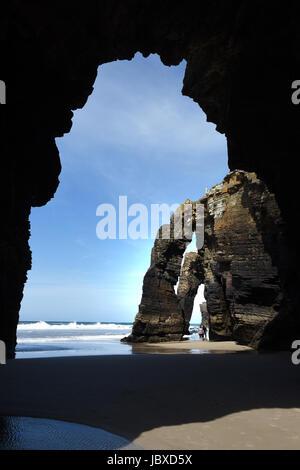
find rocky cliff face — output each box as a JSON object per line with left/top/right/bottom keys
{"left": 1, "top": 1, "right": 300, "bottom": 356}
{"left": 126, "top": 170, "right": 292, "bottom": 349}
{"left": 200, "top": 302, "right": 209, "bottom": 329}
{"left": 201, "top": 170, "right": 286, "bottom": 348}
{"left": 124, "top": 248, "right": 203, "bottom": 343}
{"left": 123, "top": 207, "right": 193, "bottom": 343}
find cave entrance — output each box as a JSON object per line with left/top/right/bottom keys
{"left": 16, "top": 52, "right": 227, "bottom": 358}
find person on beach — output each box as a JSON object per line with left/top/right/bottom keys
{"left": 198, "top": 325, "right": 204, "bottom": 340}
{"left": 202, "top": 325, "right": 207, "bottom": 340}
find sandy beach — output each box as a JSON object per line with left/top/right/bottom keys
{"left": 0, "top": 343, "right": 300, "bottom": 450}
{"left": 130, "top": 339, "right": 252, "bottom": 354}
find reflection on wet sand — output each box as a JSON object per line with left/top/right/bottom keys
{"left": 130, "top": 340, "right": 254, "bottom": 355}
{"left": 0, "top": 416, "right": 141, "bottom": 450}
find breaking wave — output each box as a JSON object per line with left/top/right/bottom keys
{"left": 17, "top": 321, "right": 132, "bottom": 331}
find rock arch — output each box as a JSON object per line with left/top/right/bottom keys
{"left": 124, "top": 171, "right": 289, "bottom": 349}
{"left": 1, "top": 1, "right": 300, "bottom": 356}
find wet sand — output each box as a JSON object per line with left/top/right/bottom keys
{"left": 0, "top": 348, "right": 300, "bottom": 450}
{"left": 130, "top": 339, "right": 252, "bottom": 354}
{"left": 0, "top": 416, "right": 141, "bottom": 450}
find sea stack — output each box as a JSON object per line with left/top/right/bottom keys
{"left": 123, "top": 170, "right": 293, "bottom": 349}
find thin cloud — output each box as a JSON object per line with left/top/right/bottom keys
{"left": 60, "top": 53, "right": 225, "bottom": 164}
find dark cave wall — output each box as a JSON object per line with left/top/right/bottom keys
{"left": 1, "top": 1, "right": 300, "bottom": 356}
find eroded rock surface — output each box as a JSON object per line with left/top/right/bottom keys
{"left": 201, "top": 170, "right": 286, "bottom": 348}
{"left": 200, "top": 302, "right": 209, "bottom": 329}
{"left": 123, "top": 206, "right": 193, "bottom": 343}
{"left": 126, "top": 170, "right": 293, "bottom": 349}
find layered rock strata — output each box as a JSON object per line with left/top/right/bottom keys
{"left": 202, "top": 171, "right": 285, "bottom": 348}
{"left": 200, "top": 302, "right": 209, "bottom": 329}
{"left": 123, "top": 204, "right": 194, "bottom": 343}
{"left": 125, "top": 170, "right": 290, "bottom": 349}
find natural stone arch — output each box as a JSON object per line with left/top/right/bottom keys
{"left": 177, "top": 252, "right": 204, "bottom": 335}
{"left": 124, "top": 171, "right": 288, "bottom": 349}
{"left": 1, "top": 1, "right": 300, "bottom": 357}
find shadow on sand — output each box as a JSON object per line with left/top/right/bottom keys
{"left": 0, "top": 351, "right": 299, "bottom": 445}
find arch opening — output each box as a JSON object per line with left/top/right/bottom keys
{"left": 16, "top": 52, "right": 228, "bottom": 358}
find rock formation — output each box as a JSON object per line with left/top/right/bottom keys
{"left": 177, "top": 252, "right": 204, "bottom": 335}
{"left": 125, "top": 170, "right": 291, "bottom": 349}
{"left": 1, "top": 1, "right": 300, "bottom": 356}
{"left": 202, "top": 170, "right": 285, "bottom": 348}
{"left": 200, "top": 302, "right": 209, "bottom": 330}
{"left": 123, "top": 205, "right": 194, "bottom": 343}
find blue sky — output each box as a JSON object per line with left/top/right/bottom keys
{"left": 19, "top": 53, "right": 228, "bottom": 323}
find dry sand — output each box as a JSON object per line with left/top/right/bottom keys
{"left": 0, "top": 344, "right": 300, "bottom": 450}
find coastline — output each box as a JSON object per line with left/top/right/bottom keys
{"left": 1, "top": 349, "right": 300, "bottom": 449}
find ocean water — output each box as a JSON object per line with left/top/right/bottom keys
{"left": 16, "top": 321, "right": 134, "bottom": 359}
{"left": 16, "top": 321, "right": 202, "bottom": 359}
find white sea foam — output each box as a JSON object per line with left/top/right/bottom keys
{"left": 17, "top": 334, "right": 126, "bottom": 343}
{"left": 16, "top": 321, "right": 133, "bottom": 358}
{"left": 17, "top": 321, "right": 132, "bottom": 331}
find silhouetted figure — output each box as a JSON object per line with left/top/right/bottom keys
{"left": 198, "top": 325, "right": 204, "bottom": 340}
